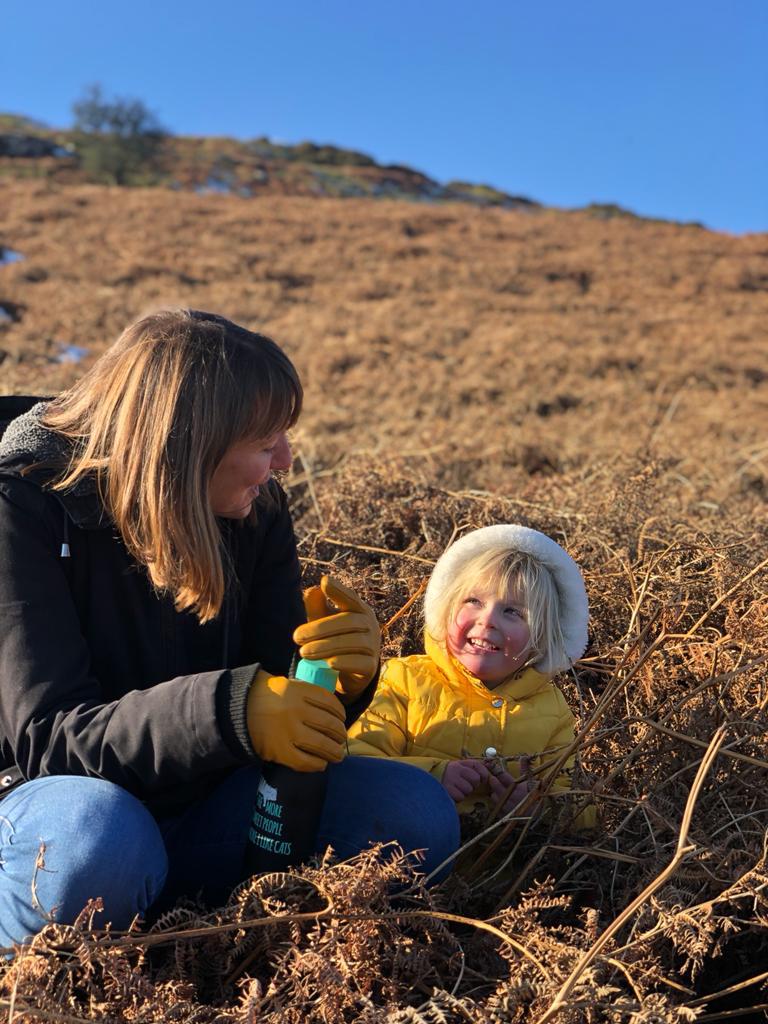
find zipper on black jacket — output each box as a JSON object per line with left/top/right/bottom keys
{"left": 60, "top": 510, "right": 71, "bottom": 558}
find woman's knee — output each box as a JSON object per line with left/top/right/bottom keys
{"left": 59, "top": 777, "right": 167, "bottom": 885}
{"left": 0, "top": 776, "right": 168, "bottom": 940}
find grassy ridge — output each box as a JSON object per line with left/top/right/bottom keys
{"left": 0, "top": 114, "right": 538, "bottom": 208}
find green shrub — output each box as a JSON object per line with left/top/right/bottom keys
{"left": 71, "top": 84, "right": 168, "bottom": 185}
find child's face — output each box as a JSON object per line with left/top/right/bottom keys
{"left": 447, "top": 585, "right": 531, "bottom": 687}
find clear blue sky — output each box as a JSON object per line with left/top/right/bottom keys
{"left": 4, "top": 0, "right": 767, "bottom": 233}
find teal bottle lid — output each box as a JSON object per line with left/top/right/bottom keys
{"left": 294, "top": 657, "right": 339, "bottom": 692}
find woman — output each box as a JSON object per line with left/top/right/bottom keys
{"left": 0, "top": 309, "right": 458, "bottom": 948}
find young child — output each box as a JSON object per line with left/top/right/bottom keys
{"left": 348, "top": 524, "right": 590, "bottom": 819}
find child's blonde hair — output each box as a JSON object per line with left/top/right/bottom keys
{"left": 427, "top": 547, "right": 568, "bottom": 672}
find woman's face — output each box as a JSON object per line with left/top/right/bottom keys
{"left": 209, "top": 431, "right": 292, "bottom": 518}
{"left": 447, "top": 584, "right": 531, "bottom": 688}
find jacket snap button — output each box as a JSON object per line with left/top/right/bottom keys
{"left": 491, "top": 698, "right": 503, "bottom": 708}
{"left": 1, "top": 775, "right": 12, "bottom": 787}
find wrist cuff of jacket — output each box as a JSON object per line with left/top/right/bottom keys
{"left": 216, "top": 664, "right": 261, "bottom": 762}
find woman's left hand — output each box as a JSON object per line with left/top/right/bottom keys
{"left": 293, "top": 576, "right": 380, "bottom": 700}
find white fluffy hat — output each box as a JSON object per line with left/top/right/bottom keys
{"left": 424, "top": 524, "right": 589, "bottom": 674}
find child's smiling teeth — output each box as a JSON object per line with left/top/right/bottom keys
{"left": 468, "top": 637, "right": 500, "bottom": 652}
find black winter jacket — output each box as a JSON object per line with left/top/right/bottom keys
{"left": 0, "top": 398, "right": 372, "bottom": 815}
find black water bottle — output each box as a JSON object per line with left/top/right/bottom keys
{"left": 243, "top": 657, "right": 339, "bottom": 875}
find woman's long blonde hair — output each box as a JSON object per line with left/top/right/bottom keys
{"left": 43, "top": 309, "right": 302, "bottom": 623}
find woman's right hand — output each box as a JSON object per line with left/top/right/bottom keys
{"left": 246, "top": 670, "right": 347, "bottom": 772}
{"left": 441, "top": 759, "right": 491, "bottom": 802}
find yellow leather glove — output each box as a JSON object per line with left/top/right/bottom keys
{"left": 246, "top": 669, "right": 347, "bottom": 772}
{"left": 293, "top": 576, "right": 381, "bottom": 701}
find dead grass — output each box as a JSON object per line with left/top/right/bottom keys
{"left": 1, "top": 179, "right": 767, "bottom": 1020}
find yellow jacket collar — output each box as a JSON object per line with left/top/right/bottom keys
{"left": 424, "top": 631, "right": 552, "bottom": 701}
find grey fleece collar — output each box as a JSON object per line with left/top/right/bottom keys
{"left": 0, "top": 399, "right": 99, "bottom": 503}
{"left": 0, "top": 401, "right": 57, "bottom": 464}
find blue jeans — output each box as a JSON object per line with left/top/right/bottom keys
{"left": 0, "top": 757, "right": 459, "bottom": 948}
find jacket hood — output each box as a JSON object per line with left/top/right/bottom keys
{"left": 0, "top": 400, "right": 70, "bottom": 471}
{"left": 424, "top": 524, "right": 589, "bottom": 674}
{"left": 0, "top": 400, "right": 103, "bottom": 526}
{"left": 0, "top": 400, "right": 51, "bottom": 462}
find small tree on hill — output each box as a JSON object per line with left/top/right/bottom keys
{"left": 71, "top": 84, "right": 168, "bottom": 185}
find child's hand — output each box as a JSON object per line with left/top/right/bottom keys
{"left": 489, "top": 770, "right": 533, "bottom": 814}
{"left": 442, "top": 759, "right": 490, "bottom": 802}
{"left": 487, "top": 757, "right": 537, "bottom": 816}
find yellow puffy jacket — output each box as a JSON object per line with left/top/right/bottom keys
{"left": 348, "top": 632, "right": 581, "bottom": 816}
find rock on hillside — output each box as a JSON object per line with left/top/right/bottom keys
{"left": 0, "top": 133, "right": 74, "bottom": 158}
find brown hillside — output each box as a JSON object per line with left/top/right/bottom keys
{"left": 1, "top": 179, "right": 766, "bottom": 502}
{"left": 1, "top": 178, "right": 768, "bottom": 1020}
